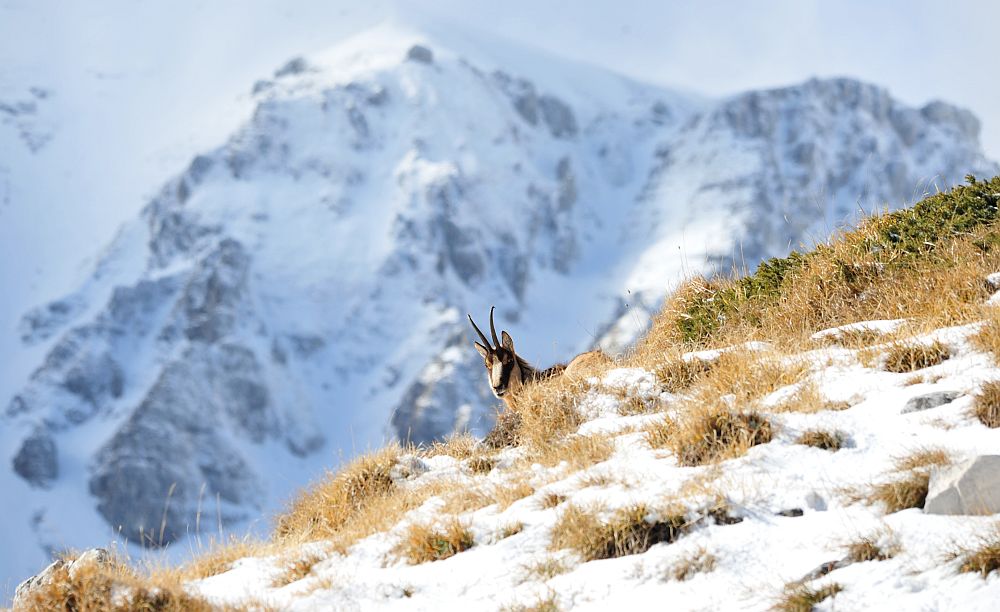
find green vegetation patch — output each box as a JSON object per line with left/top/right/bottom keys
{"left": 676, "top": 176, "right": 1000, "bottom": 343}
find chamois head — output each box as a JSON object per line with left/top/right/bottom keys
{"left": 468, "top": 306, "right": 523, "bottom": 401}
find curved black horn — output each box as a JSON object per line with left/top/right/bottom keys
{"left": 489, "top": 306, "right": 501, "bottom": 348}
{"left": 468, "top": 313, "right": 492, "bottom": 349}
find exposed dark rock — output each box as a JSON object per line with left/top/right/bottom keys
{"left": 19, "top": 297, "right": 86, "bottom": 344}
{"left": 275, "top": 57, "right": 308, "bottom": 78}
{"left": 539, "top": 95, "right": 577, "bottom": 138}
{"left": 175, "top": 239, "right": 250, "bottom": 343}
{"left": 12, "top": 428, "right": 58, "bottom": 488}
{"left": 62, "top": 352, "right": 124, "bottom": 411}
{"left": 901, "top": 391, "right": 962, "bottom": 414}
{"left": 556, "top": 157, "right": 577, "bottom": 211}
{"left": 88, "top": 348, "right": 267, "bottom": 546}
{"left": 776, "top": 508, "right": 804, "bottom": 517}
{"left": 406, "top": 45, "right": 434, "bottom": 64}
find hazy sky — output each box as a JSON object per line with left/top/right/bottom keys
{"left": 412, "top": 0, "right": 1000, "bottom": 159}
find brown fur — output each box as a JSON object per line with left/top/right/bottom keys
{"left": 469, "top": 308, "right": 610, "bottom": 410}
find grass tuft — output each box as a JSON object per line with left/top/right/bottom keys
{"left": 973, "top": 381, "right": 1000, "bottom": 428}
{"left": 550, "top": 504, "right": 688, "bottom": 561}
{"left": 272, "top": 553, "right": 323, "bottom": 588}
{"left": 649, "top": 404, "right": 772, "bottom": 466}
{"left": 953, "top": 525, "right": 1000, "bottom": 577}
{"left": 867, "top": 472, "right": 931, "bottom": 513}
{"left": 395, "top": 519, "right": 474, "bottom": 564}
{"left": 468, "top": 455, "right": 499, "bottom": 474}
{"left": 273, "top": 444, "right": 401, "bottom": 542}
{"left": 520, "top": 557, "right": 571, "bottom": 582}
{"left": 845, "top": 532, "right": 895, "bottom": 563}
{"left": 775, "top": 583, "right": 843, "bottom": 612}
{"left": 796, "top": 429, "right": 845, "bottom": 451}
{"left": 670, "top": 547, "right": 717, "bottom": 581}
{"left": 862, "top": 448, "right": 952, "bottom": 513}
{"left": 881, "top": 340, "right": 951, "bottom": 373}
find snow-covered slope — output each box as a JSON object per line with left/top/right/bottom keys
{"left": 184, "top": 316, "right": 1000, "bottom": 611}
{"left": 1, "top": 21, "right": 996, "bottom": 598}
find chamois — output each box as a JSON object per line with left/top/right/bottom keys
{"left": 468, "top": 306, "right": 607, "bottom": 408}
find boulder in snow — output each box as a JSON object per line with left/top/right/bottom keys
{"left": 12, "top": 427, "right": 58, "bottom": 487}
{"left": 924, "top": 456, "right": 1000, "bottom": 515}
{"left": 901, "top": 391, "right": 962, "bottom": 414}
{"left": 13, "top": 548, "right": 110, "bottom": 609}
{"left": 406, "top": 44, "right": 434, "bottom": 64}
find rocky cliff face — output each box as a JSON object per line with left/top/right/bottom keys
{"left": 1, "top": 23, "right": 995, "bottom": 578}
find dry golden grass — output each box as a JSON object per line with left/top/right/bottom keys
{"left": 576, "top": 472, "right": 622, "bottom": 489}
{"left": 394, "top": 518, "right": 474, "bottom": 565}
{"left": 633, "top": 180, "right": 1000, "bottom": 355}
{"left": 796, "top": 429, "right": 845, "bottom": 451}
{"left": 844, "top": 531, "right": 896, "bottom": 563}
{"left": 892, "top": 447, "right": 953, "bottom": 471}
{"left": 497, "top": 522, "right": 524, "bottom": 541}
{"left": 468, "top": 455, "right": 498, "bottom": 474}
{"left": 538, "top": 492, "right": 568, "bottom": 509}
{"left": 952, "top": 524, "right": 1000, "bottom": 577}
{"left": 519, "top": 557, "right": 571, "bottom": 582}
{"left": 422, "top": 433, "right": 478, "bottom": 459}
{"left": 550, "top": 504, "right": 689, "bottom": 561}
{"left": 971, "top": 311, "right": 1000, "bottom": 363}
{"left": 509, "top": 375, "right": 591, "bottom": 448}
{"left": 14, "top": 550, "right": 226, "bottom": 612}
{"left": 271, "top": 553, "right": 323, "bottom": 588}
{"left": 647, "top": 402, "right": 772, "bottom": 467}
{"left": 768, "top": 382, "right": 850, "bottom": 414}
{"left": 879, "top": 340, "right": 951, "bottom": 373}
{"left": 273, "top": 444, "right": 402, "bottom": 543}
{"left": 649, "top": 355, "right": 716, "bottom": 393}
{"left": 867, "top": 472, "right": 931, "bottom": 514}
{"left": 483, "top": 409, "right": 523, "bottom": 449}
{"left": 617, "top": 395, "right": 656, "bottom": 415}
{"left": 973, "top": 381, "right": 1000, "bottom": 428}
{"left": 149, "top": 536, "right": 270, "bottom": 584}
{"left": 524, "top": 433, "right": 615, "bottom": 471}
{"left": 670, "top": 547, "right": 717, "bottom": 581}
{"left": 858, "top": 449, "right": 952, "bottom": 514}
{"left": 270, "top": 451, "right": 482, "bottom": 558}
{"left": 774, "top": 582, "right": 843, "bottom": 612}
{"left": 815, "top": 326, "right": 898, "bottom": 349}
{"left": 490, "top": 477, "right": 537, "bottom": 511}
{"left": 438, "top": 484, "right": 495, "bottom": 515}
{"left": 502, "top": 591, "right": 561, "bottom": 612}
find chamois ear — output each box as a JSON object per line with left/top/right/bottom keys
{"left": 501, "top": 331, "right": 515, "bottom": 353}
{"left": 474, "top": 342, "right": 490, "bottom": 359}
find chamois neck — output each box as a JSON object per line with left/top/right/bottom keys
{"left": 516, "top": 354, "right": 564, "bottom": 382}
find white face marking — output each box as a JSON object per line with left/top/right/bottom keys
{"left": 491, "top": 362, "right": 503, "bottom": 388}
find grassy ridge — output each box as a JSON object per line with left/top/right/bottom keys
{"left": 666, "top": 175, "right": 1000, "bottom": 346}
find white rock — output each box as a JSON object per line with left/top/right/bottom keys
{"left": 986, "top": 272, "right": 1000, "bottom": 290}
{"left": 924, "top": 456, "right": 1000, "bottom": 515}
{"left": 13, "top": 548, "right": 110, "bottom": 609}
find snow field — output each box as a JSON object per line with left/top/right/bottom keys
{"left": 189, "top": 303, "right": 1000, "bottom": 611}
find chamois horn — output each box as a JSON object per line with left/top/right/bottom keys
{"left": 489, "top": 306, "right": 501, "bottom": 348}
{"left": 468, "top": 312, "right": 493, "bottom": 350}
